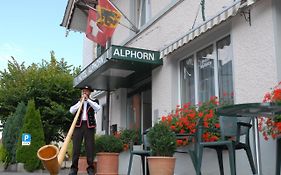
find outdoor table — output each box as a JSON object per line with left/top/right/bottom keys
{"left": 216, "top": 102, "right": 281, "bottom": 175}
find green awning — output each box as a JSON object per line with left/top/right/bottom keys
{"left": 74, "top": 45, "right": 162, "bottom": 90}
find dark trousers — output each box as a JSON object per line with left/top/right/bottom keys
{"left": 71, "top": 121, "right": 95, "bottom": 170}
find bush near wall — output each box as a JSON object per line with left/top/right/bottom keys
{"left": 2, "top": 102, "right": 26, "bottom": 167}
{"left": 16, "top": 99, "right": 45, "bottom": 172}
{"left": 0, "top": 143, "right": 8, "bottom": 165}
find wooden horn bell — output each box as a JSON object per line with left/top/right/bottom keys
{"left": 37, "top": 97, "right": 84, "bottom": 175}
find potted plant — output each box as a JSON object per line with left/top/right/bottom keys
{"left": 147, "top": 122, "right": 177, "bottom": 175}
{"left": 161, "top": 97, "right": 221, "bottom": 145}
{"left": 95, "top": 134, "right": 123, "bottom": 175}
{"left": 118, "top": 128, "right": 139, "bottom": 151}
{"left": 78, "top": 140, "right": 87, "bottom": 173}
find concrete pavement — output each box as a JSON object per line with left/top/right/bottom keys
{"left": 0, "top": 161, "right": 88, "bottom": 175}
{"left": 0, "top": 168, "right": 71, "bottom": 175}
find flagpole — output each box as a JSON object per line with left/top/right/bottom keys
{"left": 84, "top": 3, "right": 97, "bottom": 11}
{"left": 107, "top": 0, "right": 139, "bottom": 33}
{"left": 118, "top": 22, "right": 137, "bottom": 32}
{"left": 84, "top": 3, "right": 138, "bottom": 33}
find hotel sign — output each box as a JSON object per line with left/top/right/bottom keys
{"left": 111, "top": 45, "right": 161, "bottom": 64}
{"left": 74, "top": 45, "right": 162, "bottom": 87}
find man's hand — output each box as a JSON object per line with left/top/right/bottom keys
{"left": 82, "top": 93, "right": 89, "bottom": 101}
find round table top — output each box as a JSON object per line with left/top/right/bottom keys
{"left": 216, "top": 102, "right": 281, "bottom": 117}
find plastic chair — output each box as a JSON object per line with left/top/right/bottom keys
{"left": 174, "top": 118, "right": 203, "bottom": 175}
{"left": 197, "top": 116, "right": 257, "bottom": 175}
{"left": 127, "top": 129, "right": 151, "bottom": 175}
{"left": 276, "top": 136, "right": 281, "bottom": 175}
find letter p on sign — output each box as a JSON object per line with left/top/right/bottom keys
{"left": 22, "top": 133, "right": 31, "bottom": 145}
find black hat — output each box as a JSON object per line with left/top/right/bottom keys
{"left": 81, "top": 85, "right": 93, "bottom": 92}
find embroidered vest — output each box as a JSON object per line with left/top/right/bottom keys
{"left": 75, "top": 103, "right": 96, "bottom": 128}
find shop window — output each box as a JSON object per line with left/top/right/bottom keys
{"left": 180, "top": 55, "right": 195, "bottom": 104}
{"left": 197, "top": 45, "right": 215, "bottom": 103}
{"left": 180, "top": 35, "right": 234, "bottom": 105}
{"left": 217, "top": 36, "right": 234, "bottom": 104}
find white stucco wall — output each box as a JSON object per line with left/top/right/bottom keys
{"left": 79, "top": 0, "right": 281, "bottom": 174}
{"left": 273, "top": 0, "right": 281, "bottom": 80}
{"left": 82, "top": 36, "right": 96, "bottom": 68}
{"left": 125, "top": 0, "right": 232, "bottom": 50}
{"left": 152, "top": 58, "right": 174, "bottom": 121}
{"left": 94, "top": 92, "right": 106, "bottom": 135}
{"left": 94, "top": 89, "right": 127, "bottom": 134}
{"left": 232, "top": 0, "right": 277, "bottom": 104}
{"left": 109, "top": 88, "right": 127, "bottom": 130}
{"left": 150, "top": 0, "right": 171, "bottom": 17}
{"left": 152, "top": 0, "right": 279, "bottom": 174}
{"left": 143, "top": 0, "right": 234, "bottom": 118}
{"left": 111, "top": 0, "right": 133, "bottom": 45}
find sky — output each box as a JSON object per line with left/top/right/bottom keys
{"left": 0, "top": 0, "right": 84, "bottom": 71}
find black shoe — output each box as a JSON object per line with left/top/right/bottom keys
{"left": 68, "top": 168, "right": 78, "bottom": 175}
{"left": 87, "top": 166, "right": 94, "bottom": 175}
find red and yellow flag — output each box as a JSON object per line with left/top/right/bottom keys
{"left": 97, "top": 0, "right": 122, "bottom": 39}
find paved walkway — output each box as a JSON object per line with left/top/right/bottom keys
{"left": 1, "top": 168, "right": 71, "bottom": 175}
{"left": 0, "top": 168, "right": 90, "bottom": 175}
{"left": 0, "top": 161, "right": 88, "bottom": 175}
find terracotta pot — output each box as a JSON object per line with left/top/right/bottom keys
{"left": 96, "top": 152, "right": 119, "bottom": 175}
{"left": 147, "top": 156, "right": 176, "bottom": 175}
{"left": 78, "top": 156, "right": 87, "bottom": 173}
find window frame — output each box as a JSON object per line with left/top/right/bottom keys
{"left": 179, "top": 34, "right": 233, "bottom": 105}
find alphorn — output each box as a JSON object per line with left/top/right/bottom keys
{"left": 37, "top": 97, "right": 85, "bottom": 175}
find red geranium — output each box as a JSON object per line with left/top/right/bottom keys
{"left": 258, "top": 82, "right": 281, "bottom": 140}
{"left": 161, "top": 97, "right": 221, "bottom": 146}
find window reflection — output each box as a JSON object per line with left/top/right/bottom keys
{"left": 180, "top": 56, "right": 195, "bottom": 104}
{"left": 197, "top": 45, "right": 215, "bottom": 103}
{"left": 217, "top": 36, "right": 234, "bottom": 104}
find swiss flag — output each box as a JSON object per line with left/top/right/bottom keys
{"left": 86, "top": 9, "right": 107, "bottom": 47}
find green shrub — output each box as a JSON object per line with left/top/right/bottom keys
{"left": 16, "top": 99, "right": 45, "bottom": 172}
{"left": 67, "top": 140, "right": 73, "bottom": 160}
{"left": 2, "top": 114, "right": 13, "bottom": 166}
{"left": 2, "top": 102, "right": 26, "bottom": 165}
{"left": 95, "top": 135, "right": 123, "bottom": 153}
{"left": 147, "top": 122, "right": 176, "bottom": 157}
{"left": 0, "top": 143, "right": 8, "bottom": 164}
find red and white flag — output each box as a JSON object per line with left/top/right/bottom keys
{"left": 86, "top": 9, "right": 107, "bottom": 47}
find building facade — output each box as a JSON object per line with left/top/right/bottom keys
{"left": 62, "top": 0, "right": 281, "bottom": 174}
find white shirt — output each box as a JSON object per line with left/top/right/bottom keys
{"left": 69, "top": 99, "right": 101, "bottom": 120}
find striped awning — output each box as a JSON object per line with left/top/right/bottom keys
{"left": 160, "top": 0, "right": 242, "bottom": 59}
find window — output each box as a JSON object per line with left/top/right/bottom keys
{"left": 180, "top": 35, "right": 234, "bottom": 104}
{"left": 197, "top": 45, "right": 215, "bottom": 103}
{"left": 217, "top": 36, "right": 234, "bottom": 104}
{"left": 137, "top": 0, "right": 151, "bottom": 28}
{"left": 180, "top": 55, "right": 195, "bottom": 104}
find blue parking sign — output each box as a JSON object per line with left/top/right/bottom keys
{"left": 22, "top": 133, "right": 31, "bottom": 145}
